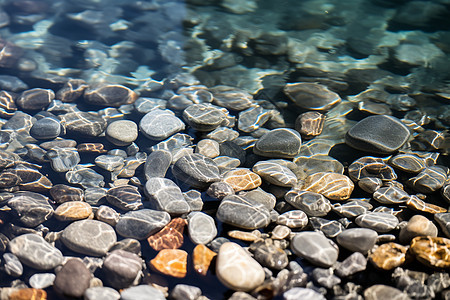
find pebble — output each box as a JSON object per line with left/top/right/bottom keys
{"left": 285, "top": 190, "right": 331, "bottom": 217}
{"left": 183, "top": 190, "right": 204, "bottom": 211}
{"left": 83, "top": 84, "right": 137, "bottom": 107}
{"left": 238, "top": 105, "right": 271, "bottom": 133}
{"left": 358, "top": 177, "right": 383, "bottom": 193}
{"left": 303, "top": 172, "right": 354, "bottom": 200}
{"left": 94, "top": 154, "right": 124, "bottom": 172}
{"left": 193, "top": 244, "right": 217, "bottom": 276}
{"left": 8, "top": 288, "right": 47, "bottom": 300}
{"left": 16, "top": 88, "right": 54, "bottom": 110}
{"left": 335, "top": 252, "right": 367, "bottom": 277}
{"left": 106, "top": 120, "right": 138, "bottom": 146}
{"left": 103, "top": 249, "right": 142, "bottom": 289}
{"left": 355, "top": 212, "right": 399, "bottom": 233}
{"left": 29, "top": 273, "right": 55, "bottom": 289}
{"left": 252, "top": 161, "right": 297, "bottom": 187}
{"left": 241, "top": 188, "right": 276, "bottom": 210}
{"left": 410, "top": 236, "right": 450, "bottom": 268}
{"left": 435, "top": 213, "right": 450, "bottom": 238}
{"left": 210, "top": 85, "right": 254, "bottom": 111}
{"left": 170, "top": 284, "right": 202, "bottom": 300}
{"left": 345, "top": 115, "right": 410, "bottom": 154}
{"left": 95, "top": 205, "right": 119, "bottom": 226}
{"left": 8, "top": 233, "right": 63, "bottom": 270}
{"left": 207, "top": 181, "right": 235, "bottom": 200}
{"left": 283, "top": 287, "right": 326, "bottom": 300}
{"left": 295, "top": 154, "right": 344, "bottom": 176}
{"left": 30, "top": 117, "right": 61, "bottom": 140}
{"left": 54, "top": 201, "right": 92, "bottom": 221}
{"left": 207, "top": 127, "right": 240, "bottom": 143}
{"left": 84, "top": 286, "right": 121, "bottom": 300}
{"left": 216, "top": 242, "right": 265, "bottom": 292}
{"left": 54, "top": 258, "right": 91, "bottom": 298}
{"left": 50, "top": 184, "right": 84, "bottom": 204}
{"left": 145, "top": 178, "right": 190, "bottom": 214}
{"left": 60, "top": 111, "right": 107, "bottom": 137}
{"left": 147, "top": 218, "right": 186, "bottom": 251}
{"left": 139, "top": 109, "right": 185, "bottom": 141}
{"left": 369, "top": 242, "right": 409, "bottom": 270}
{"left": 214, "top": 156, "right": 241, "bottom": 173}
{"left": 406, "top": 195, "right": 447, "bottom": 214}
{"left": 120, "top": 285, "right": 165, "bottom": 300}
{"left": 364, "top": 284, "right": 409, "bottom": 300}
{"left": 2, "top": 253, "right": 23, "bottom": 277}
{"left": 216, "top": 194, "right": 271, "bottom": 230}
{"left": 219, "top": 141, "right": 246, "bottom": 164}
{"left": 228, "top": 230, "right": 261, "bottom": 242}
{"left": 312, "top": 267, "right": 341, "bottom": 289}
{"left": 348, "top": 156, "right": 397, "bottom": 181}
{"left": 188, "top": 212, "right": 217, "bottom": 245}
{"left": 332, "top": 199, "right": 373, "bottom": 218}
{"left": 183, "top": 103, "right": 228, "bottom": 131}
{"left": 106, "top": 185, "right": 143, "bottom": 211}
{"left": 172, "top": 153, "right": 221, "bottom": 188}
{"left": 389, "top": 153, "right": 426, "bottom": 173}
{"left": 61, "top": 219, "right": 117, "bottom": 256}
{"left": 295, "top": 111, "right": 325, "bottom": 138}
{"left": 47, "top": 147, "right": 80, "bottom": 172}
{"left": 115, "top": 209, "right": 170, "bottom": 240}
{"left": 373, "top": 186, "right": 410, "bottom": 205}
{"left": 7, "top": 192, "right": 53, "bottom": 227}
{"left": 223, "top": 168, "right": 262, "bottom": 192}
{"left": 144, "top": 150, "right": 172, "bottom": 179}
{"left": 277, "top": 210, "right": 308, "bottom": 229}
{"left": 399, "top": 215, "right": 438, "bottom": 244}
{"left": 291, "top": 231, "right": 339, "bottom": 268}
{"left": 336, "top": 228, "right": 378, "bottom": 254}
{"left": 195, "top": 139, "right": 220, "bottom": 158}
{"left": 284, "top": 82, "right": 341, "bottom": 111}
{"left": 251, "top": 239, "right": 289, "bottom": 270}
{"left": 253, "top": 128, "right": 302, "bottom": 158}
{"left": 150, "top": 249, "right": 188, "bottom": 278}
{"left": 309, "top": 217, "right": 345, "bottom": 238}
{"left": 56, "top": 79, "right": 88, "bottom": 103}
{"left": 407, "top": 166, "right": 447, "bottom": 193}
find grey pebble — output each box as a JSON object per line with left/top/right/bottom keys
{"left": 120, "top": 285, "right": 166, "bottom": 300}
{"left": 356, "top": 212, "right": 399, "bottom": 233}
{"left": 170, "top": 284, "right": 202, "bottom": 300}
{"left": 291, "top": 231, "right": 338, "bottom": 268}
{"left": 145, "top": 177, "right": 190, "bottom": 214}
{"left": 139, "top": 109, "right": 185, "bottom": 141}
{"left": 2, "top": 253, "right": 23, "bottom": 277}
{"left": 335, "top": 252, "right": 367, "bottom": 277}
{"left": 29, "top": 273, "right": 56, "bottom": 289}
{"left": 336, "top": 228, "right": 378, "bottom": 254}
{"left": 84, "top": 286, "right": 120, "bottom": 300}
{"left": 47, "top": 147, "right": 80, "bottom": 172}
{"left": 103, "top": 249, "right": 142, "bottom": 289}
{"left": 115, "top": 208, "right": 170, "bottom": 240}
{"left": 172, "top": 153, "right": 221, "bottom": 188}
{"left": 30, "top": 117, "right": 61, "bottom": 140}
{"left": 144, "top": 150, "right": 172, "bottom": 179}
{"left": 188, "top": 212, "right": 217, "bottom": 245}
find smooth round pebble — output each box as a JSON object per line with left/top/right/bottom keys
{"left": 291, "top": 231, "right": 338, "bottom": 268}
{"left": 336, "top": 228, "right": 378, "bottom": 254}
{"left": 188, "top": 212, "right": 217, "bottom": 245}
{"left": 84, "top": 286, "right": 120, "bottom": 300}
{"left": 106, "top": 120, "right": 138, "bottom": 146}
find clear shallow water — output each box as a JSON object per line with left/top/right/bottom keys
{"left": 0, "top": 0, "right": 449, "bottom": 299}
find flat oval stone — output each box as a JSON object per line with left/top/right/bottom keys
{"left": 7, "top": 192, "right": 53, "bottom": 227}
{"left": 150, "top": 249, "right": 188, "bottom": 278}
{"left": 115, "top": 209, "right": 171, "bottom": 240}
{"left": 356, "top": 212, "right": 399, "bottom": 233}
{"left": 50, "top": 184, "right": 84, "bottom": 204}
{"left": 84, "top": 287, "right": 120, "bottom": 300}
{"left": 216, "top": 242, "right": 265, "bottom": 292}
{"left": 253, "top": 161, "right": 297, "bottom": 187}
{"left": 216, "top": 195, "right": 271, "bottom": 230}
{"left": 406, "top": 166, "right": 447, "bottom": 193}
{"left": 285, "top": 190, "right": 331, "bottom": 217}
{"left": 223, "top": 168, "right": 262, "bottom": 192}
{"left": 358, "top": 177, "right": 383, "bottom": 193}
{"left": 332, "top": 199, "right": 373, "bottom": 218}
{"left": 241, "top": 187, "right": 276, "bottom": 210}
{"left": 284, "top": 82, "right": 341, "bottom": 111}
{"left": 47, "top": 147, "right": 80, "bottom": 172}
{"left": 284, "top": 287, "right": 326, "bottom": 300}
{"left": 121, "top": 285, "right": 165, "bottom": 300}
{"left": 61, "top": 219, "right": 117, "bottom": 256}
{"left": 336, "top": 228, "right": 378, "bottom": 254}
{"left": 103, "top": 249, "right": 142, "bottom": 289}
{"left": 369, "top": 242, "right": 409, "bottom": 270}
{"left": 389, "top": 153, "right": 426, "bottom": 173}
{"left": 345, "top": 115, "right": 410, "bottom": 154}
{"left": 254, "top": 128, "right": 302, "bottom": 158}
{"left": 238, "top": 105, "right": 271, "bottom": 133}
{"left": 145, "top": 178, "right": 190, "bottom": 214}
{"left": 373, "top": 186, "right": 409, "bottom": 205}
{"left": 106, "top": 120, "right": 138, "bottom": 146}
{"left": 139, "top": 109, "right": 185, "bottom": 141}
{"left": 303, "top": 172, "right": 354, "bottom": 200}
{"left": 364, "top": 284, "right": 409, "bottom": 300}
{"left": 147, "top": 218, "right": 186, "bottom": 251}
{"left": 54, "top": 258, "right": 91, "bottom": 298}
{"left": 295, "top": 111, "right": 325, "bottom": 138}
{"left": 183, "top": 103, "right": 228, "bottom": 131}
{"left": 16, "top": 88, "right": 54, "bottom": 110}
{"left": 8, "top": 288, "right": 47, "bottom": 300}
{"left": 188, "top": 212, "right": 217, "bottom": 245}
{"left": 84, "top": 84, "right": 138, "bottom": 107}
{"left": 410, "top": 236, "right": 450, "bottom": 268}
{"left": 277, "top": 210, "right": 308, "bottom": 229}
{"left": 348, "top": 156, "right": 397, "bottom": 181}
{"left": 195, "top": 139, "right": 220, "bottom": 158}
{"left": 29, "top": 273, "right": 56, "bottom": 289}
{"left": 210, "top": 85, "right": 254, "bottom": 111}
{"left": 193, "top": 244, "right": 217, "bottom": 276}
{"left": 172, "top": 153, "right": 221, "bottom": 188}
{"left": 399, "top": 215, "right": 438, "bottom": 244}
{"left": 60, "top": 111, "right": 107, "bottom": 137}
{"left": 106, "top": 185, "right": 143, "bottom": 211}
{"left": 66, "top": 165, "right": 105, "bottom": 188}
{"left": 291, "top": 231, "right": 339, "bottom": 268}
{"left": 30, "top": 117, "right": 61, "bottom": 140}
{"left": 144, "top": 150, "right": 172, "bottom": 179}
{"left": 170, "top": 284, "right": 202, "bottom": 300}
{"left": 54, "top": 201, "right": 92, "bottom": 221}
{"left": 8, "top": 233, "right": 63, "bottom": 270}
{"left": 309, "top": 217, "right": 345, "bottom": 238}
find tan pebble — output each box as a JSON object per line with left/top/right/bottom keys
{"left": 193, "top": 244, "right": 216, "bottom": 276}
{"left": 303, "top": 172, "right": 354, "bottom": 200}
{"left": 9, "top": 288, "right": 47, "bottom": 300}
{"left": 410, "top": 236, "right": 450, "bottom": 268}
{"left": 223, "top": 168, "right": 262, "bottom": 192}
{"left": 54, "top": 201, "right": 92, "bottom": 221}
{"left": 399, "top": 215, "right": 438, "bottom": 244}
{"left": 369, "top": 242, "right": 409, "bottom": 270}
{"left": 271, "top": 225, "right": 291, "bottom": 240}
{"left": 228, "top": 230, "right": 261, "bottom": 242}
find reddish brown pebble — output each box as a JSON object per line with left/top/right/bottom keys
{"left": 76, "top": 143, "right": 107, "bottom": 153}
{"left": 150, "top": 249, "right": 188, "bottom": 278}
{"left": 410, "top": 236, "right": 450, "bottom": 268}
{"left": 295, "top": 111, "right": 325, "bottom": 138}
{"left": 147, "top": 218, "right": 187, "bottom": 251}
{"left": 193, "top": 244, "right": 216, "bottom": 276}
{"left": 54, "top": 201, "right": 92, "bottom": 221}
{"left": 223, "top": 168, "right": 262, "bottom": 192}
{"left": 369, "top": 242, "right": 409, "bottom": 270}
{"left": 9, "top": 288, "right": 47, "bottom": 300}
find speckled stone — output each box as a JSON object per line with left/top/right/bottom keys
{"left": 250, "top": 239, "right": 289, "bottom": 270}
{"left": 207, "top": 181, "right": 235, "bottom": 200}
{"left": 54, "top": 201, "right": 92, "bottom": 221}
{"left": 369, "top": 242, "right": 409, "bottom": 270}
{"left": 216, "top": 194, "right": 271, "bottom": 230}
{"left": 355, "top": 212, "right": 399, "bottom": 233}
{"left": 115, "top": 209, "right": 170, "bottom": 240}
{"left": 54, "top": 258, "right": 91, "bottom": 298}
{"left": 285, "top": 190, "right": 331, "bottom": 217}
{"left": 399, "top": 215, "right": 438, "bottom": 244}
{"left": 188, "top": 212, "right": 217, "bottom": 245}
{"left": 139, "top": 109, "right": 185, "bottom": 141}
{"left": 61, "top": 219, "right": 117, "bottom": 256}
{"left": 8, "top": 234, "right": 63, "bottom": 270}
{"left": 253, "top": 128, "right": 302, "bottom": 158}
{"left": 145, "top": 178, "right": 190, "bottom": 214}
{"left": 337, "top": 228, "right": 378, "bottom": 254}
{"left": 106, "top": 120, "right": 138, "bottom": 146}
{"left": 252, "top": 161, "right": 297, "bottom": 187}
{"left": 150, "top": 249, "right": 188, "bottom": 278}
{"left": 291, "top": 231, "right": 338, "bottom": 268}
{"left": 223, "top": 168, "right": 262, "bottom": 192}
{"left": 147, "top": 218, "right": 186, "bottom": 251}
{"left": 193, "top": 244, "right": 217, "bottom": 276}
{"left": 216, "top": 242, "right": 265, "bottom": 292}
{"left": 303, "top": 172, "right": 354, "bottom": 200}
{"left": 312, "top": 267, "right": 341, "bottom": 289}
{"left": 410, "top": 236, "right": 450, "bottom": 268}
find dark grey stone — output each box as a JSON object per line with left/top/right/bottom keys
{"left": 115, "top": 209, "right": 170, "bottom": 240}
{"left": 54, "top": 258, "right": 92, "bottom": 298}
